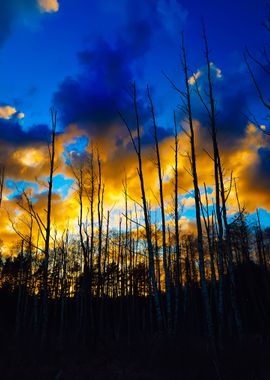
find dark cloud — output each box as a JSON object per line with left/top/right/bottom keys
{"left": 216, "top": 90, "right": 249, "bottom": 142}
{"left": 53, "top": 39, "right": 173, "bottom": 153}
{"left": 192, "top": 58, "right": 270, "bottom": 145}
{"left": 141, "top": 124, "right": 173, "bottom": 146}
{"left": 0, "top": 0, "right": 38, "bottom": 48}
{"left": 53, "top": 46, "right": 129, "bottom": 129}
{"left": 53, "top": 0, "right": 188, "bottom": 143}
{"left": 188, "top": 67, "right": 251, "bottom": 147}
{"left": 53, "top": 39, "right": 150, "bottom": 138}
{"left": 258, "top": 146, "right": 270, "bottom": 175}
{"left": 53, "top": 0, "right": 157, "bottom": 131}
{"left": 121, "top": 18, "right": 152, "bottom": 59}
{"left": 0, "top": 2, "right": 14, "bottom": 47}
{"left": 244, "top": 53, "right": 270, "bottom": 126}
{"left": 0, "top": 118, "right": 51, "bottom": 147}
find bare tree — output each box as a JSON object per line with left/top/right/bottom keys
{"left": 199, "top": 24, "right": 242, "bottom": 336}
{"left": 147, "top": 85, "right": 172, "bottom": 330}
{"left": 42, "top": 108, "right": 57, "bottom": 340}
{"left": 0, "top": 165, "right": 5, "bottom": 207}
{"left": 119, "top": 82, "right": 163, "bottom": 329}
{"left": 165, "top": 33, "right": 214, "bottom": 338}
{"left": 173, "top": 112, "right": 182, "bottom": 330}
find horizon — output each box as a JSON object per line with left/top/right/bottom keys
{"left": 0, "top": 0, "right": 269, "bottom": 253}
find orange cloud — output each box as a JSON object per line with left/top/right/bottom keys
{"left": 38, "top": 0, "right": 59, "bottom": 13}
{"left": 1, "top": 115, "right": 269, "bottom": 255}
{"left": 0, "top": 106, "right": 17, "bottom": 120}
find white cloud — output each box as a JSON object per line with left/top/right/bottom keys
{"left": 17, "top": 112, "right": 25, "bottom": 120}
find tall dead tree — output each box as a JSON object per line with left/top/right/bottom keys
{"left": 11, "top": 110, "right": 58, "bottom": 340}
{"left": 69, "top": 156, "right": 91, "bottom": 334}
{"left": 0, "top": 165, "right": 5, "bottom": 208}
{"left": 180, "top": 34, "right": 214, "bottom": 339}
{"left": 194, "top": 26, "right": 225, "bottom": 334}
{"left": 256, "top": 209, "right": 266, "bottom": 267}
{"left": 70, "top": 160, "right": 89, "bottom": 276}
{"left": 147, "top": 85, "right": 172, "bottom": 330}
{"left": 200, "top": 24, "right": 242, "bottom": 336}
{"left": 97, "top": 152, "right": 104, "bottom": 299}
{"left": 201, "top": 183, "right": 217, "bottom": 296}
{"left": 42, "top": 108, "right": 57, "bottom": 340}
{"left": 84, "top": 146, "right": 96, "bottom": 298}
{"left": 119, "top": 82, "right": 163, "bottom": 329}
{"left": 166, "top": 34, "right": 214, "bottom": 338}
{"left": 173, "top": 112, "right": 182, "bottom": 330}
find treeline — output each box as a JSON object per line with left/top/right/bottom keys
{"left": 1, "top": 208, "right": 270, "bottom": 341}
{"left": 0, "top": 27, "right": 270, "bottom": 353}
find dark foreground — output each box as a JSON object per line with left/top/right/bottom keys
{"left": 1, "top": 261, "right": 270, "bottom": 379}
{"left": 1, "top": 334, "right": 270, "bottom": 380}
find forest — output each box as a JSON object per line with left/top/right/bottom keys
{"left": 0, "top": 15, "right": 270, "bottom": 380}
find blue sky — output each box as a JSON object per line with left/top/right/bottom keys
{"left": 0, "top": 0, "right": 268, "bottom": 128}
{"left": 0, "top": 0, "right": 269, "bottom": 232}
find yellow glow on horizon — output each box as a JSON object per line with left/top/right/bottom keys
{"left": 0, "top": 119, "right": 269, "bottom": 254}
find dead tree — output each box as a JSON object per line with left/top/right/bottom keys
{"left": 181, "top": 34, "right": 214, "bottom": 339}
{"left": 97, "top": 152, "right": 104, "bottom": 299}
{"left": 0, "top": 165, "right": 5, "bottom": 207}
{"left": 165, "top": 34, "right": 214, "bottom": 338}
{"left": 42, "top": 108, "right": 57, "bottom": 340}
{"left": 201, "top": 183, "right": 217, "bottom": 300}
{"left": 200, "top": 24, "right": 242, "bottom": 336}
{"left": 119, "top": 82, "right": 163, "bottom": 329}
{"left": 84, "top": 146, "right": 96, "bottom": 299}
{"left": 10, "top": 110, "right": 57, "bottom": 340}
{"left": 147, "top": 85, "right": 172, "bottom": 330}
{"left": 70, "top": 160, "right": 89, "bottom": 277}
{"left": 173, "top": 111, "right": 182, "bottom": 330}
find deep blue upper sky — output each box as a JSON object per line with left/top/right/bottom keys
{"left": 0, "top": 0, "right": 268, "bottom": 130}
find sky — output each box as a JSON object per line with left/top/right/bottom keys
{"left": 0, "top": 0, "right": 270, "bottom": 250}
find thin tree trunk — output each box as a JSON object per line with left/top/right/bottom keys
{"left": 181, "top": 34, "right": 214, "bottom": 339}
{"left": 42, "top": 109, "right": 57, "bottom": 341}
{"left": 120, "top": 82, "right": 163, "bottom": 329}
{"left": 148, "top": 86, "right": 172, "bottom": 330}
